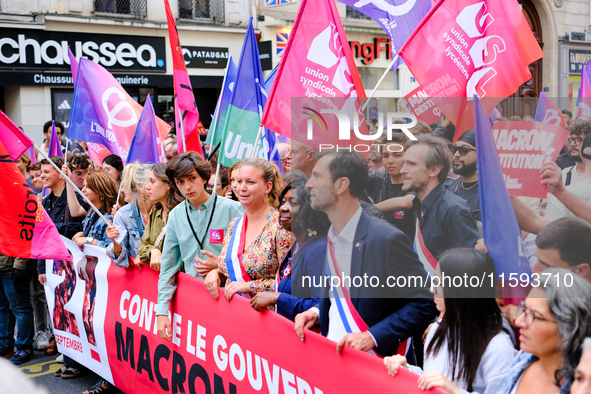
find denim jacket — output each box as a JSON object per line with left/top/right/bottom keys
{"left": 502, "top": 351, "right": 568, "bottom": 394}
{"left": 82, "top": 210, "right": 113, "bottom": 248}
{"left": 107, "top": 201, "right": 144, "bottom": 268}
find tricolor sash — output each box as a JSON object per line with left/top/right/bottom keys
{"left": 225, "top": 214, "right": 252, "bottom": 298}
{"left": 326, "top": 239, "right": 411, "bottom": 357}
{"left": 413, "top": 218, "right": 438, "bottom": 277}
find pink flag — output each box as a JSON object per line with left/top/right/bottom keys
{"left": 0, "top": 138, "right": 70, "bottom": 261}
{"left": 0, "top": 110, "right": 34, "bottom": 161}
{"left": 578, "top": 64, "right": 591, "bottom": 121}
{"left": 261, "top": 0, "right": 366, "bottom": 138}
{"left": 535, "top": 92, "right": 567, "bottom": 128}
{"left": 69, "top": 47, "right": 79, "bottom": 85}
{"left": 398, "top": 0, "right": 544, "bottom": 141}
{"left": 164, "top": 0, "right": 204, "bottom": 158}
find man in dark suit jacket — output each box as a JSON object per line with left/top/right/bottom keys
{"left": 294, "top": 151, "right": 437, "bottom": 356}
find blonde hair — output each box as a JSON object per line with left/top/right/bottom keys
{"left": 238, "top": 158, "right": 282, "bottom": 206}
{"left": 120, "top": 162, "right": 152, "bottom": 197}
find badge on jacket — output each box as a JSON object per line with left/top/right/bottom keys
{"left": 210, "top": 229, "right": 224, "bottom": 244}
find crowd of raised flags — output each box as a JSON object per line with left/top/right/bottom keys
{"left": 3, "top": 0, "right": 591, "bottom": 393}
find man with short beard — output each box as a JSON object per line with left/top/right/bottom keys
{"left": 401, "top": 135, "right": 479, "bottom": 260}
{"left": 447, "top": 129, "right": 480, "bottom": 222}
{"left": 561, "top": 120, "right": 591, "bottom": 186}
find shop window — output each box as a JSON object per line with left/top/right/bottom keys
{"left": 94, "top": 0, "right": 147, "bottom": 18}
{"left": 358, "top": 67, "right": 398, "bottom": 91}
{"left": 346, "top": 5, "right": 371, "bottom": 20}
{"left": 51, "top": 89, "right": 74, "bottom": 133}
{"left": 179, "top": 0, "right": 225, "bottom": 24}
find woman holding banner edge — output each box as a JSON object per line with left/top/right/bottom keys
{"left": 204, "top": 158, "right": 293, "bottom": 304}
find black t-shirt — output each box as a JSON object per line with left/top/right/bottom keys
{"left": 447, "top": 177, "right": 481, "bottom": 222}
{"left": 375, "top": 179, "right": 415, "bottom": 239}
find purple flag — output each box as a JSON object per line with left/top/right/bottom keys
{"left": 69, "top": 47, "right": 79, "bottom": 85}
{"left": 474, "top": 96, "right": 531, "bottom": 304}
{"left": 126, "top": 94, "right": 164, "bottom": 165}
{"left": 49, "top": 121, "right": 63, "bottom": 158}
{"left": 338, "top": 0, "right": 431, "bottom": 71}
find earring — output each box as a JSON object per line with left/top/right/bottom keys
{"left": 307, "top": 229, "right": 317, "bottom": 237}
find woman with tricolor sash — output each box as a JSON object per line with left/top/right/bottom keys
{"left": 205, "top": 159, "right": 293, "bottom": 304}
{"left": 384, "top": 249, "right": 516, "bottom": 394}
{"left": 250, "top": 173, "right": 329, "bottom": 320}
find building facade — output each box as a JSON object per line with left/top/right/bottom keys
{"left": 0, "top": 0, "right": 251, "bottom": 143}
{"left": 1, "top": 0, "right": 589, "bottom": 143}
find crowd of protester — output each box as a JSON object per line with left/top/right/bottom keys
{"left": 2, "top": 109, "right": 591, "bottom": 394}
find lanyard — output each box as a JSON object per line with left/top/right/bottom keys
{"left": 185, "top": 194, "right": 217, "bottom": 249}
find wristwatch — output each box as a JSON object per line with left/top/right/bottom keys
{"left": 86, "top": 237, "right": 94, "bottom": 245}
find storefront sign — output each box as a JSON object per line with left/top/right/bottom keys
{"left": 258, "top": 40, "right": 273, "bottom": 71}
{"left": 349, "top": 38, "right": 391, "bottom": 65}
{"left": 183, "top": 46, "right": 229, "bottom": 69}
{"left": 569, "top": 49, "right": 591, "bottom": 74}
{"left": 0, "top": 28, "right": 166, "bottom": 72}
{"left": 0, "top": 71, "right": 223, "bottom": 87}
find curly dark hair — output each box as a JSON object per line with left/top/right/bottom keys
{"left": 67, "top": 153, "right": 93, "bottom": 171}
{"left": 291, "top": 173, "right": 331, "bottom": 236}
{"left": 567, "top": 119, "right": 591, "bottom": 136}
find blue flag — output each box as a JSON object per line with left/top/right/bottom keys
{"left": 219, "top": 17, "right": 282, "bottom": 169}
{"left": 206, "top": 55, "right": 238, "bottom": 150}
{"left": 126, "top": 94, "right": 163, "bottom": 165}
{"left": 338, "top": 0, "right": 431, "bottom": 71}
{"left": 474, "top": 96, "right": 531, "bottom": 299}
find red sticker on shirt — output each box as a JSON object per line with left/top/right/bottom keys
{"left": 393, "top": 211, "right": 405, "bottom": 220}
{"left": 210, "top": 229, "right": 224, "bottom": 244}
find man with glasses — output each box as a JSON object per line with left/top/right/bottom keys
{"left": 556, "top": 119, "right": 591, "bottom": 170}
{"left": 447, "top": 129, "right": 480, "bottom": 222}
{"left": 546, "top": 132, "right": 591, "bottom": 220}
{"left": 561, "top": 121, "right": 591, "bottom": 186}
{"left": 290, "top": 140, "right": 317, "bottom": 175}
{"left": 66, "top": 153, "right": 93, "bottom": 189}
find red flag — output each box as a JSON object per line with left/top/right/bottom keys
{"left": 261, "top": 0, "right": 366, "bottom": 138}
{"left": 0, "top": 110, "right": 34, "bottom": 161}
{"left": 0, "top": 139, "right": 70, "bottom": 260}
{"left": 164, "top": 0, "right": 204, "bottom": 158}
{"left": 399, "top": 0, "right": 544, "bottom": 141}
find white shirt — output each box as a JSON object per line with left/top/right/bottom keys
{"left": 310, "top": 207, "right": 377, "bottom": 346}
{"left": 407, "top": 320, "right": 516, "bottom": 394}
{"left": 562, "top": 165, "right": 585, "bottom": 186}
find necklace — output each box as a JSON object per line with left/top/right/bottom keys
{"left": 461, "top": 180, "right": 478, "bottom": 191}
{"left": 454, "top": 178, "right": 478, "bottom": 193}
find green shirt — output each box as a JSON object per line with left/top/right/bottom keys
{"left": 156, "top": 193, "right": 243, "bottom": 315}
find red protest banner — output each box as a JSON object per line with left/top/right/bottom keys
{"left": 491, "top": 121, "right": 569, "bottom": 198}
{"left": 46, "top": 237, "right": 444, "bottom": 394}
{"left": 405, "top": 86, "right": 443, "bottom": 125}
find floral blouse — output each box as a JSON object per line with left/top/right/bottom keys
{"left": 219, "top": 209, "right": 294, "bottom": 295}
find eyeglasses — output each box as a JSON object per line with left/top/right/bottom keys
{"left": 568, "top": 137, "right": 584, "bottom": 146}
{"left": 451, "top": 146, "right": 476, "bottom": 156}
{"left": 516, "top": 301, "right": 556, "bottom": 326}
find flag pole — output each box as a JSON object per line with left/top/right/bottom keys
{"left": 251, "top": 125, "right": 264, "bottom": 159}
{"left": 64, "top": 138, "right": 70, "bottom": 160}
{"left": 178, "top": 108, "right": 187, "bottom": 153}
{"left": 34, "top": 145, "right": 112, "bottom": 226}
{"left": 361, "top": 54, "right": 400, "bottom": 112}
{"left": 399, "top": 65, "right": 407, "bottom": 98}
{"left": 212, "top": 162, "right": 221, "bottom": 192}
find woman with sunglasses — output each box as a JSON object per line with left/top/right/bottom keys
{"left": 502, "top": 268, "right": 591, "bottom": 394}
{"left": 384, "top": 249, "right": 516, "bottom": 394}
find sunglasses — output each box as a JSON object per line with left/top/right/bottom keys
{"left": 451, "top": 146, "right": 476, "bottom": 156}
